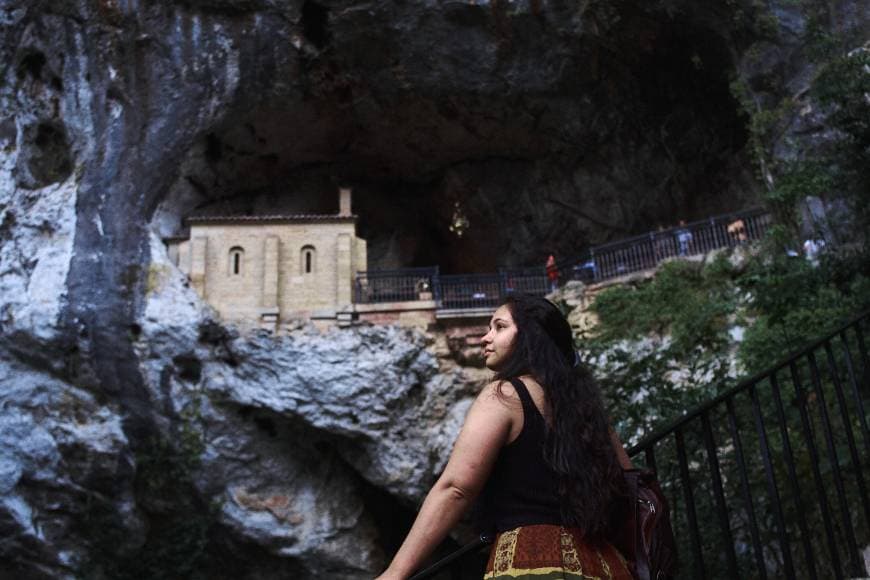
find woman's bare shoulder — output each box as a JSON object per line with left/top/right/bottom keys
{"left": 478, "top": 379, "right": 521, "bottom": 408}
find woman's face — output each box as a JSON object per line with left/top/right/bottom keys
{"left": 481, "top": 304, "right": 518, "bottom": 371}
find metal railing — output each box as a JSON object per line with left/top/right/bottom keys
{"left": 560, "top": 208, "right": 772, "bottom": 284}
{"left": 438, "top": 274, "right": 505, "bottom": 310}
{"left": 501, "top": 267, "right": 550, "bottom": 297}
{"left": 407, "top": 310, "right": 870, "bottom": 579}
{"left": 626, "top": 310, "right": 870, "bottom": 579}
{"left": 356, "top": 268, "right": 550, "bottom": 309}
{"left": 356, "top": 208, "right": 773, "bottom": 311}
{"left": 354, "top": 267, "right": 440, "bottom": 304}
{"left": 438, "top": 270, "right": 550, "bottom": 310}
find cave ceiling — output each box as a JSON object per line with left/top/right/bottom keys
{"left": 156, "top": 0, "right": 760, "bottom": 272}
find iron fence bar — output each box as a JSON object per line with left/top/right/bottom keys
{"left": 407, "top": 533, "right": 494, "bottom": 580}
{"left": 628, "top": 310, "right": 870, "bottom": 455}
{"left": 589, "top": 249, "right": 598, "bottom": 282}
{"left": 700, "top": 410, "right": 740, "bottom": 578}
{"left": 354, "top": 267, "right": 441, "bottom": 304}
{"left": 770, "top": 371, "right": 818, "bottom": 580}
{"left": 854, "top": 323, "right": 870, "bottom": 387}
{"left": 725, "top": 397, "right": 768, "bottom": 580}
{"left": 643, "top": 446, "right": 657, "bottom": 473}
{"left": 695, "top": 224, "right": 716, "bottom": 253}
{"left": 839, "top": 330, "right": 870, "bottom": 457}
{"left": 746, "top": 215, "right": 761, "bottom": 239}
{"left": 789, "top": 361, "right": 843, "bottom": 579}
{"left": 822, "top": 341, "right": 870, "bottom": 527}
{"left": 547, "top": 207, "right": 772, "bottom": 285}
{"left": 675, "top": 428, "right": 705, "bottom": 579}
{"left": 717, "top": 221, "right": 729, "bottom": 247}
{"left": 749, "top": 383, "right": 796, "bottom": 578}
{"left": 806, "top": 351, "right": 863, "bottom": 575}
{"left": 701, "top": 227, "right": 713, "bottom": 253}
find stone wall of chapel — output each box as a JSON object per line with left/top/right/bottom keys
{"left": 185, "top": 221, "right": 365, "bottom": 323}
{"left": 353, "top": 236, "right": 367, "bottom": 278}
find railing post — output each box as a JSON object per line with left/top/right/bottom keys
{"left": 590, "top": 248, "right": 597, "bottom": 282}
{"left": 823, "top": 341, "right": 870, "bottom": 528}
{"left": 700, "top": 410, "right": 740, "bottom": 577}
{"left": 807, "top": 351, "right": 863, "bottom": 575}
{"left": 675, "top": 428, "right": 705, "bottom": 579}
{"left": 838, "top": 330, "right": 870, "bottom": 456}
{"left": 769, "top": 372, "right": 818, "bottom": 579}
{"left": 789, "top": 361, "right": 843, "bottom": 578}
{"left": 725, "top": 397, "right": 768, "bottom": 580}
{"left": 499, "top": 268, "right": 508, "bottom": 300}
{"left": 749, "top": 383, "right": 796, "bottom": 578}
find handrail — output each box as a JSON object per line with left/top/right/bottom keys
{"left": 355, "top": 207, "right": 772, "bottom": 306}
{"left": 407, "top": 534, "right": 494, "bottom": 580}
{"left": 626, "top": 308, "right": 870, "bottom": 455}
{"left": 624, "top": 309, "right": 870, "bottom": 578}
{"left": 592, "top": 207, "right": 765, "bottom": 254}
{"left": 555, "top": 208, "right": 772, "bottom": 284}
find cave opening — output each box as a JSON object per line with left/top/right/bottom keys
{"left": 154, "top": 5, "right": 758, "bottom": 276}
{"left": 16, "top": 121, "right": 73, "bottom": 189}
{"left": 16, "top": 50, "right": 45, "bottom": 80}
{"left": 301, "top": 1, "right": 331, "bottom": 50}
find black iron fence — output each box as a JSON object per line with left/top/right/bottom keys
{"left": 354, "top": 267, "right": 440, "bottom": 304}
{"left": 355, "top": 268, "right": 550, "bottom": 308}
{"left": 628, "top": 310, "right": 870, "bottom": 580}
{"left": 408, "top": 310, "right": 870, "bottom": 579}
{"left": 561, "top": 208, "right": 773, "bottom": 283}
{"left": 356, "top": 208, "right": 773, "bottom": 309}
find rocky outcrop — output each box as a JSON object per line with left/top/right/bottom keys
{"left": 0, "top": 0, "right": 866, "bottom": 577}
{"left": 0, "top": 233, "right": 482, "bottom": 578}
{"left": 0, "top": 352, "right": 135, "bottom": 578}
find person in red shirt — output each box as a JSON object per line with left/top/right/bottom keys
{"left": 545, "top": 254, "right": 559, "bottom": 292}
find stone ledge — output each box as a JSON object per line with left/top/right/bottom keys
{"left": 352, "top": 300, "right": 437, "bottom": 313}
{"left": 435, "top": 307, "right": 495, "bottom": 320}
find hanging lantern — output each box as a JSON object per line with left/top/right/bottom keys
{"left": 449, "top": 200, "right": 470, "bottom": 238}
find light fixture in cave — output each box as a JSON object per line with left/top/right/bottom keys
{"left": 449, "top": 201, "right": 470, "bottom": 238}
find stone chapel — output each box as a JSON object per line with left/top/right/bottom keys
{"left": 165, "top": 187, "right": 367, "bottom": 328}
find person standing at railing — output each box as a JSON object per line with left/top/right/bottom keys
{"left": 375, "top": 294, "right": 633, "bottom": 580}
{"left": 545, "top": 254, "right": 559, "bottom": 292}
{"left": 727, "top": 218, "right": 747, "bottom": 245}
{"left": 675, "top": 220, "right": 692, "bottom": 256}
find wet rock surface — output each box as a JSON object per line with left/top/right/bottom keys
{"left": 0, "top": 0, "right": 866, "bottom": 577}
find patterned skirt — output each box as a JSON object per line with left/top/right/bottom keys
{"left": 483, "top": 524, "right": 632, "bottom": 580}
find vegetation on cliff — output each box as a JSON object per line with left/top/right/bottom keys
{"left": 580, "top": 0, "right": 869, "bottom": 444}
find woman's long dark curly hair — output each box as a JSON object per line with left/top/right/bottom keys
{"left": 494, "top": 294, "right": 624, "bottom": 538}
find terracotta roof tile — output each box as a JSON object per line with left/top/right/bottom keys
{"left": 184, "top": 214, "right": 357, "bottom": 224}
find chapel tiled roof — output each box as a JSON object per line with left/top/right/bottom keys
{"left": 184, "top": 213, "right": 357, "bottom": 225}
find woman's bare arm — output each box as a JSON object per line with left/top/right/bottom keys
{"left": 610, "top": 427, "right": 634, "bottom": 469}
{"left": 375, "top": 383, "right": 516, "bottom": 580}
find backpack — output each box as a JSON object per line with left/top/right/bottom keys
{"left": 610, "top": 469, "right": 678, "bottom": 580}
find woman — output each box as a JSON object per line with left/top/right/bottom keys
{"left": 376, "top": 294, "right": 633, "bottom": 580}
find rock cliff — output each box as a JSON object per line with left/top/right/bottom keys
{"left": 0, "top": 0, "right": 866, "bottom": 577}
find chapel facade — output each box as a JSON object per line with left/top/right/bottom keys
{"left": 165, "top": 187, "right": 367, "bottom": 328}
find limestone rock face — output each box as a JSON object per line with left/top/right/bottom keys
{"left": 0, "top": 354, "right": 135, "bottom": 579}
{"left": 0, "top": 0, "right": 866, "bottom": 577}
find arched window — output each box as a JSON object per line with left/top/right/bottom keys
{"left": 301, "top": 245, "right": 316, "bottom": 274}
{"left": 228, "top": 246, "right": 244, "bottom": 276}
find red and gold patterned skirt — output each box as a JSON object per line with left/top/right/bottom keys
{"left": 483, "top": 524, "right": 632, "bottom": 580}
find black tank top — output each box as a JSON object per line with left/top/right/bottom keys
{"left": 473, "top": 378, "right": 563, "bottom": 533}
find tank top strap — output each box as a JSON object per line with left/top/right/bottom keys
{"left": 508, "top": 378, "right": 541, "bottom": 421}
